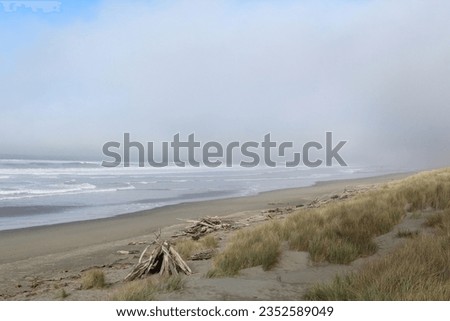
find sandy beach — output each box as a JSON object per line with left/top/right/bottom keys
{"left": 0, "top": 173, "right": 412, "bottom": 300}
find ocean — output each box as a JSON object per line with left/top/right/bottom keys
{"left": 0, "top": 159, "right": 397, "bottom": 231}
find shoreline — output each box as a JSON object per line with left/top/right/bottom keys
{"left": 0, "top": 172, "right": 411, "bottom": 265}
{"left": 0, "top": 170, "right": 403, "bottom": 232}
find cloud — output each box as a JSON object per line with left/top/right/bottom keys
{"left": 0, "top": 0, "right": 449, "bottom": 168}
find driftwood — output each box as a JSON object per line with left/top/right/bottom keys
{"left": 124, "top": 233, "right": 191, "bottom": 281}
{"left": 304, "top": 186, "right": 377, "bottom": 209}
{"left": 117, "top": 250, "right": 139, "bottom": 255}
{"left": 190, "top": 248, "right": 215, "bottom": 261}
{"left": 260, "top": 206, "right": 294, "bottom": 218}
{"left": 177, "top": 216, "right": 233, "bottom": 240}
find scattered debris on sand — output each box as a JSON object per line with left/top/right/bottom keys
{"left": 174, "top": 216, "right": 236, "bottom": 240}
{"left": 261, "top": 206, "right": 294, "bottom": 218}
{"left": 306, "top": 185, "right": 377, "bottom": 208}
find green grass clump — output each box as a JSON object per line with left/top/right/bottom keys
{"left": 175, "top": 235, "right": 218, "bottom": 260}
{"left": 112, "top": 279, "right": 157, "bottom": 301}
{"left": 111, "top": 276, "right": 185, "bottom": 301}
{"left": 81, "top": 269, "right": 106, "bottom": 289}
{"left": 163, "top": 275, "right": 184, "bottom": 292}
{"left": 57, "top": 289, "right": 69, "bottom": 299}
{"left": 207, "top": 223, "right": 282, "bottom": 277}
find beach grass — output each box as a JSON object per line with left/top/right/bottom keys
{"left": 174, "top": 235, "right": 218, "bottom": 260}
{"left": 207, "top": 222, "right": 283, "bottom": 277}
{"left": 208, "top": 168, "right": 450, "bottom": 276}
{"left": 111, "top": 279, "right": 157, "bottom": 301}
{"left": 56, "top": 288, "right": 70, "bottom": 300}
{"left": 81, "top": 269, "right": 106, "bottom": 289}
{"left": 304, "top": 208, "right": 450, "bottom": 300}
{"left": 111, "top": 275, "right": 184, "bottom": 301}
{"left": 424, "top": 211, "right": 446, "bottom": 228}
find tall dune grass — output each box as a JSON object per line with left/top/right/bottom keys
{"left": 304, "top": 208, "right": 450, "bottom": 300}
{"left": 174, "top": 235, "right": 218, "bottom": 260}
{"left": 207, "top": 223, "right": 283, "bottom": 277}
{"left": 208, "top": 168, "right": 450, "bottom": 276}
{"left": 111, "top": 275, "right": 184, "bottom": 301}
{"left": 81, "top": 269, "right": 106, "bottom": 289}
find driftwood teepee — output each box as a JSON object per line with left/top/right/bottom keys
{"left": 125, "top": 235, "right": 191, "bottom": 281}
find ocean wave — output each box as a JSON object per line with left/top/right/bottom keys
{"left": 117, "top": 184, "right": 136, "bottom": 191}
{"left": 0, "top": 183, "right": 98, "bottom": 200}
{"left": 0, "top": 182, "right": 140, "bottom": 200}
{"left": 0, "top": 183, "right": 95, "bottom": 195}
{"left": 136, "top": 181, "right": 157, "bottom": 185}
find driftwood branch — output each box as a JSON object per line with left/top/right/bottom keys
{"left": 124, "top": 233, "right": 191, "bottom": 281}
{"left": 190, "top": 248, "right": 215, "bottom": 261}
{"left": 175, "top": 216, "right": 234, "bottom": 240}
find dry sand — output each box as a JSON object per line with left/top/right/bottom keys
{"left": 0, "top": 173, "right": 412, "bottom": 300}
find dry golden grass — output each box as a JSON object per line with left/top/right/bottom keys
{"left": 208, "top": 168, "right": 450, "bottom": 276}
{"left": 281, "top": 197, "right": 393, "bottom": 264}
{"left": 425, "top": 211, "right": 445, "bottom": 228}
{"left": 207, "top": 222, "right": 283, "bottom": 277}
{"left": 111, "top": 279, "right": 157, "bottom": 301}
{"left": 81, "top": 269, "right": 106, "bottom": 289}
{"left": 174, "top": 235, "right": 218, "bottom": 260}
{"left": 111, "top": 275, "right": 184, "bottom": 301}
{"left": 56, "top": 288, "right": 69, "bottom": 300}
{"left": 281, "top": 168, "right": 450, "bottom": 263}
{"left": 304, "top": 208, "right": 450, "bottom": 300}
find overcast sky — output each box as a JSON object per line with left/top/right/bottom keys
{"left": 0, "top": 0, "right": 449, "bottom": 169}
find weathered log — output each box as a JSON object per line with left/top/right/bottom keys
{"left": 124, "top": 239, "right": 191, "bottom": 281}
{"left": 190, "top": 249, "right": 215, "bottom": 261}
{"left": 179, "top": 216, "right": 234, "bottom": 239}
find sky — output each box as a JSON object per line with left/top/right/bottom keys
{"left": 0, "top": 0, "right": 449, "bottom": 169}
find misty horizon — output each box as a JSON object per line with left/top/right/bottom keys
{"left": 1, "top": 1, "right": 450, "bottom": 170}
